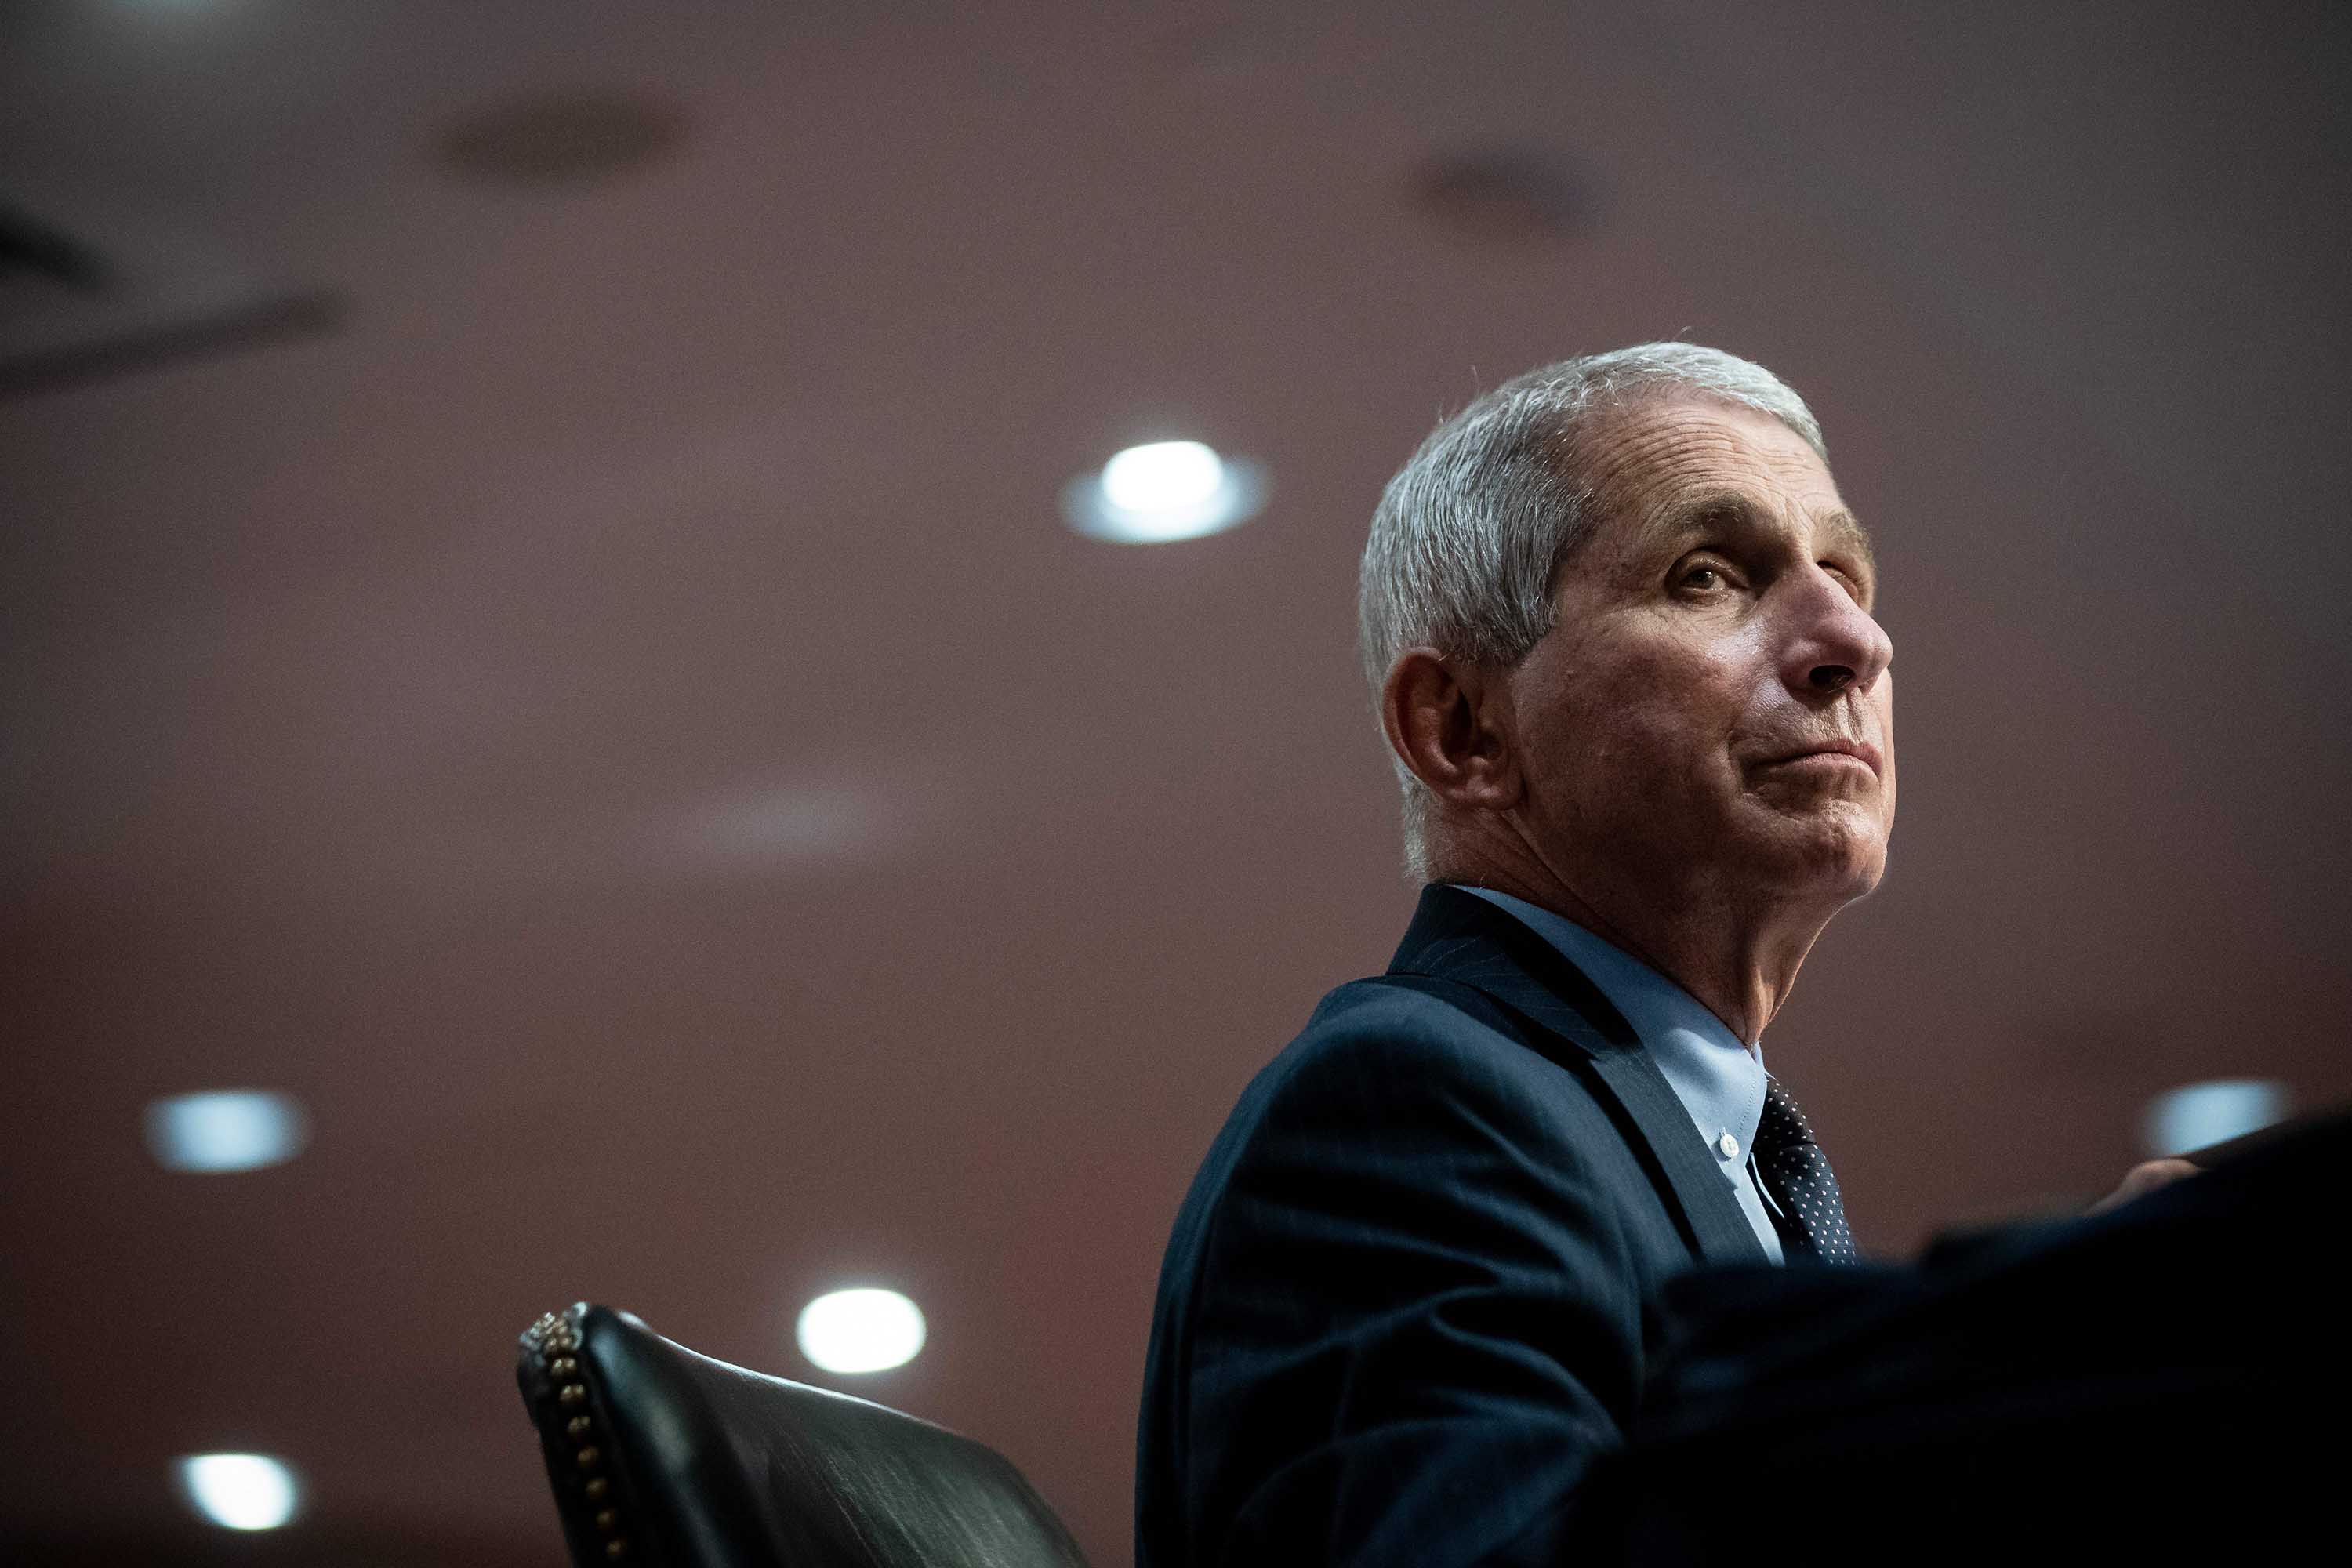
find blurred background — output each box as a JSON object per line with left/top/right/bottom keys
{"left": 2, "top": 1, "right": 2347, "bottom": 1561}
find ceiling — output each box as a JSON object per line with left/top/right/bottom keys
{"left": 3, "top": 1, "right": 2347, "bottom": 1561}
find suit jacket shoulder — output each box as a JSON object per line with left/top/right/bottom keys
{"left": 1136, "top": 888, "right": 1759, "bottom": 1568}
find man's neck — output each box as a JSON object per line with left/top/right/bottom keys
{"left": 1443, "top": 851, "right": 1830, "bottom": 1047}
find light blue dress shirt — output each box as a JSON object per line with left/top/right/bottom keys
{"left": 1456, "top": 885, "right": 1785, "bottom": 1264}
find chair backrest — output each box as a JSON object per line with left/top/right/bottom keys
{"left": 516, "top": 1302, "right": 1091, "bottom": 1568}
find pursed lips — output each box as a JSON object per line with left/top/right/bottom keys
{"left": 1757, "top": 738, "right": 1883, "bottom": 779}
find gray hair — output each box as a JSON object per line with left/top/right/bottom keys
{"left": 1356, "top": 343, "right": 1827, "bottom": 881}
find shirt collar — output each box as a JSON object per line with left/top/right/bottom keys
{"left": 1451, "top": 884, "right": 1769, "bottom": 1165}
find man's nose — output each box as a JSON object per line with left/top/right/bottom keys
{"left": 1780, "top": 569, "right": 1893, "bottom": 701}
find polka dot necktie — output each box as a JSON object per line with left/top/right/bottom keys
{"left": 1754, "top": 1078, "right": 1858, "bottom": 1264}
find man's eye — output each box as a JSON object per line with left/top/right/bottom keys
{"left": 1679, "top": 564, "right": 1725, "bottom": 591}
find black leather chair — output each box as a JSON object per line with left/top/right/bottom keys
{"left": 515, "top": 1303, "right": 1090, "bottom": 1567}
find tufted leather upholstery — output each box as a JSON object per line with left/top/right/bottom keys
{"left": 516, "top": 1302, "right": 1090, "bottom": 1568}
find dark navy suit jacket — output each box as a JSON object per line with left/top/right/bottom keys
{"left": 1136, "top": 885, "right": 1769, "bottom": 1568}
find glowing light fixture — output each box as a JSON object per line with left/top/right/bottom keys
{"left": 2142, "top": 1078, "right": 2288, "bottom": 1159}
{"left": 1103, "top": 440, "right": 1224, "bottom": 513}
{"left": 796, "top": 1287, "right": 926, "bottom": 1374}
{"left": 177, "top": 1453, "right": 300, "bottom": 1531}
{"left": 144, "top": 1090, "right": 310, "bottom": 1173}
{"left": 1064, "top": 439, "right": 1268, "bottom": 543}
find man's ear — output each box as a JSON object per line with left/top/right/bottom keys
{"left": 1380, "top": 648, "right": 1523, "bottom": 813}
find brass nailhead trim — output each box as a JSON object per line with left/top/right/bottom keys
{"left": 530, "top": 1307, "right": 633, "bottom": 1562}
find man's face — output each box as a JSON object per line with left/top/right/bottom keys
{"left": 1504, "top": 395, "right": 1896, "bottom": 919}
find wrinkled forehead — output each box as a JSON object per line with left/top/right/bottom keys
{"left": 1573, "top": 393, "right": 1870, "bottom": 567}
{"left": 1577, "top": 392, "right": 1834, "bottom": 512}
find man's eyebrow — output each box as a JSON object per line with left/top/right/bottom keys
{"left": 1819, "top": 507, "right": 1878, "bottom": 583}
{"left": 1637, "top": 492, "right": 1753, "bottom": 554}
{"left": 1647, "top": 492, "right": 1878, "bottom": 582}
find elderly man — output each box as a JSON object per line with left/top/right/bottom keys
{"left": 1134, "top": 341, "right": 2323, "bottom": 1568}
{"left": 1134, "top": 345, "right": 1889, "bottom": 1567}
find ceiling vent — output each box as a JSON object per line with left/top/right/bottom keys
{"left": 1413, "top": 146, "right": 1592, "bottom": 245}
{"left": 0, "top": 189, "right": 339, "bottom": 397}
{"left": 432, "top": 89, "right": 684, "bottom": 186}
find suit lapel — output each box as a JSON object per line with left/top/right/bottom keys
{"left": 1390, "top": 886, "right": 1767, "bottom": 1267}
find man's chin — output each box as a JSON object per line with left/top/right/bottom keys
{"left": 1740, "top": 807, "right": 1888, "bottom": 900}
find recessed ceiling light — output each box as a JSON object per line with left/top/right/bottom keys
{"left": 677, "top": 784, "right": 877, "bottom": 865}
{"left": 2141, "top": 1078, "right": 2288, "bottom": 1158}
{"left": 1063, "top": 440, "right": 1269, "bottom": 544}
{"left": 143, "top": 1090, "right": 309, "bottom": 1174}
{"left": 1104, "top": 440, "right": 1225, "bottom": 513}
{"left": 796, "top": 1287, "right": 926, "bottom": 1374}
{"left": 177, "top": 1454, "right": 299, "bottom": 1531}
